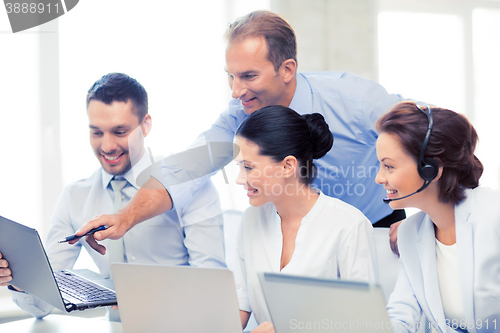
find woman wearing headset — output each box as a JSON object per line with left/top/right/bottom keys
{"left": 375, "top": 101, "right": 500, "bottom": 333}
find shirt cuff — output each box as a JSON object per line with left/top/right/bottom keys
{"left": 237, "top": 290, "right": 251, "bottom": 313}
{"left": 9, "top": 287, "right": 54, "bottom": 318}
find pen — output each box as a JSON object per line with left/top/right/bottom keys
{"left": 58, "top": 226, "right": 108, "bottom": 243}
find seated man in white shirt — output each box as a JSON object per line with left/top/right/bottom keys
{"left": 0, "top": 72, "right": 226, "bottom": 320}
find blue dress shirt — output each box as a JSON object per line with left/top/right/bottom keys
{"left": 152, "top": 72, "right": 403, "bottom": 223}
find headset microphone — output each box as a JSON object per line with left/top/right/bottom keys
{"left": 383, "top": 180, "right": 431, "bottom": 203}
{"left": 382, "top": 105, "right": 439, "bottom": 204}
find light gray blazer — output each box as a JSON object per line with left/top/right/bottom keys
{"left": 387, "top": 188, "right": 500, "bottom": 333}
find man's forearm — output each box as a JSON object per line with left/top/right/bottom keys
{"left": 74, "top": 177, "right": 173, "bottom": 248}
{"left": 120, "top": 177, "right": 173, "bottom": 229}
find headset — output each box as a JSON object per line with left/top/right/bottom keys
{"left": 417, "top": 105, "right": 439, "bottom": 181}
{"left": 383, "top": 105, "right": 439, "bottom": 203}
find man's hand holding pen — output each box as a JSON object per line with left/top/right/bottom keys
{"left": 58, "top": 225, "right": 108, "bottom": 243}
{"left": 69, "top": 212, "right": 134, "bottom": 255}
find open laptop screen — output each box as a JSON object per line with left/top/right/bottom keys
{"left": 112, "top": 263, "right": 243, "bottom": 333}
{"left": 0, "top": 215, "right": 116, "bottom": 312}
{"left": 258, "top": 272, "right": 393, "bottom": 333}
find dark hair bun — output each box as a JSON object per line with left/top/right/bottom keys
{"left": 303, "top": 113, "right": 334, "bottom": 159}
{"left": 236, "top": 106, "right": 334, "bottom": 185}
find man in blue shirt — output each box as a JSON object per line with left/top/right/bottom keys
{"left": 76, "top": 10, "right": 405, "bottom": 252}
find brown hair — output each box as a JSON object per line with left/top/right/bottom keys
{"left": 376, "top": 101, "right": 483, "bottom": 205}
{"left": 224, "top": 10, "right": 297, "bottom": 72}
{"left": 86, "top": 73, "right": 148, "bottom": 121}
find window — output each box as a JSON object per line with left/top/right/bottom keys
{"left": 378, "top": 11, "right": 465, "bottom": 113}
{"left": 472, "top": 8, "right": 500, "bottom": 189}
{"left": 378, "top": 0, "right": 500, "bottom": 190}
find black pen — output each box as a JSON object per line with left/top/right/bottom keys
{"left": 58, "top": 226, "right": 108, "bottom": 243}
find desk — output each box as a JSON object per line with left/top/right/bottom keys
{"left": 0, "top": 314, "right": 123, "bottom": 333}
{"left": 0, "top": 315, "right": 255, "bottom": 333}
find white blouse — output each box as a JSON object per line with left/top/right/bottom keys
{"left": 233, "top": 191, "right": 378, "bottom": 324}
{"left": 435, "top": 238, "right": 465, "bottom": 322}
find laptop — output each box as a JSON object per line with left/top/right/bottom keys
{"left": 258, "top": 272, "right": 393, "bottom": 332}
{"left": 0, "top": 215, "right": 117, "bottom": 312}
{"left": 111, "top": 263, "right": 243, "bottom": 333}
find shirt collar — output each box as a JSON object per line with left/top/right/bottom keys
{"left": 301, "top": 190, "right": 325, "bottom": 225}
{"left": 101, "top": 152, "right": 152, "bottom": 191}
{"left": 288, "top": 73, "right": 313, "bottom": 115}
{"left": 273, "top": 189, "right": 325, "bottom": 226}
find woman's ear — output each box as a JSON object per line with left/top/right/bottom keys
{"left": 282, "top": 155, "right": 298, "bottom": 178}
{"left": 433, "top": 158, "right": 444, "bottom": 182}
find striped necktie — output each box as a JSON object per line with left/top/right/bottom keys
{"left": 109, "top": 178, "right": 128, "bottom": 265}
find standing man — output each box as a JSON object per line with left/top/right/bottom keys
{"left": 0, "top": 73, "right": 226, "bottom": 319}
{"left": 78, "top": 10, "right": 404, "bottom": 252}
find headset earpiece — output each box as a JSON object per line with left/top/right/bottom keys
{"left": 419, "top": 157, "right": 439, "bottom": 181}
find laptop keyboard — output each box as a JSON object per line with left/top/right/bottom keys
{"left": 54, "top": 270, "right": 116, "bottom": 303}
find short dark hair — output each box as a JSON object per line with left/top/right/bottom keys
{"left": 86, "top": 73, "right": 148, "bottom": 121}
{"left": 225, "top": 10, "right": 297, "bottom": 72}
{"left": 376, "top": 101, "right": 483, "bottom": 205}
{"left": 236, "top": 105, "right": 333, "bottom": 185}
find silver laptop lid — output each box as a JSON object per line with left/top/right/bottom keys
{"left": 112, "top": 263, "right": 243, "bottom": 333}
{"left": 0, "top": 215, "right": 67, "bottom": 311}
{"left": 258, "top": 272, "right": 393, "bottom": 333}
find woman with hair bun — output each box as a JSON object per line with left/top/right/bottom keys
{"left": 234, "top": 105, "right": 378, "bottom": 332}
{"left": 375, "top": 101, "right": 500, "bottom": 333}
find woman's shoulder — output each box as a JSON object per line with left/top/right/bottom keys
{"left": 398, "top": 211, "right": 426, "bottom": 238}
{"left": 319, "top": 193, "right": 371, "bottom": 226}
{"left": 462, "top": 187, "right": 500, "bottom": 231}
{"left": 467, "top": 186, "right": 500, "bottom": 203}
{"left": 456, "top": 187, "right": 500, "bottom": 220}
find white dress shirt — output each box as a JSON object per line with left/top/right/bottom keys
{"left": 11, "top": 152, "right": 226, "bottom": 318}
{"left": 435, "top": 239, "right": 465, "bottom": 323}
{"left": 233, "top": 191, "right": 378, "bottom": 324}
